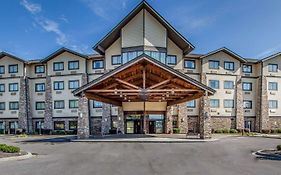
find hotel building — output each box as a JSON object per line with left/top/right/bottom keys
{"left": 0, "top": 1, "right": 280, "bottom": 138}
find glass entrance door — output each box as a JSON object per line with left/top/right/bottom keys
{"left": 148, "top": 114, "right": 164, "bottom": 134}
{"left": 125, "top": 114, "right": 143, "bottom": 134}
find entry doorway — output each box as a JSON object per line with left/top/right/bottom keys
{"left": 125, "top": 114, "right": 143, "bottom": 134}
{"left": 148, "top": 114, "right": 164, "bottom": 134}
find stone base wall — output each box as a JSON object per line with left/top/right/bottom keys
{"left": 211, "top": 117, "right": 236, "bottom": 130}
{"left": 90, "top": 117, "right": 102, "bottom": 135}
{"left": 269, "top": 117, "right": 281, "bottom": 129}
{"left": 188, "top": 116, "right": 199, "bottom": 134}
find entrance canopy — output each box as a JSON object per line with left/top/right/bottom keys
{"left": 73, "top": 54, "right": 215, "bottom": 106}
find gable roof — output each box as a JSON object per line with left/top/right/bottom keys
{"left": 259, "top": 52, "right": 281, "bottom": 63}
{"left": 41, "top": 47, "right": 88, "bottom": 63}
{"left": 73, "top": 53, "right": 215, "bottom": 96}
{"left": 0, "top": 52, "right": 26, "bottom": 63}
{"left": 92, "top": 0, "right": 195, "bottom": 55}
{"left": 200, "top": 47, "right": 247, "bottom": 63}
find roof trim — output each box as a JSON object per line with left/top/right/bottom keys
{"left": 92, "top": 0, "right": 195, "bottom": 55}
{"left": 200, "top": 47, "right": 247, "bottom": 63}
{"left": 259, "top": 52, "right": 281, "bottom": 63}
{"left": 0, "top": 52, "right": 26, "bottom": 63}
{"left": 41, "top": 47, "right": 88, "bottom": 63}
{"left": 73, "top": 54, "right": 215, "bottom": 96}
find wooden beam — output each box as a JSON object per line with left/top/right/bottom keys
{"left": 115, "top": 78, "right": 140, "bottom": 89}
{"left": 87, "top": 89, "right": 141, "bottom": 93}
{"left": 147, "top": 89, "right": 201, "bottom": 92}
{"left": 84, "top": 92, "right": 122, "bottom": 106}
{"left": 148, "top": 79, "right": 170, "bottom": 89}
{"left": 143, "top": 66, "right": 146, "bottom": 89}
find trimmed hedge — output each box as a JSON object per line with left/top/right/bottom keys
{"left": 229, "top": 129, "right": 238, "bottom": 133}
{"left": 173, "top": 128, "right": 180, "bottom": 134}
{"left": 0, "top": 144, "right": 20, "bottom": 153}
{"left": 277, "top": 145, "right": 281, "bottom": 151}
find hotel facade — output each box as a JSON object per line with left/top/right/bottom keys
{"left": 0, "top": 1, "right": 280, "bottom": 137}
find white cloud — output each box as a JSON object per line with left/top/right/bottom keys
{"left": 256, "top": 44, "right": 281, "bottom": 59}
{"left": 20, "top": 0, "right": 41, "bottom": 14}
{"left": 35, "top": 17, "right": 67, "bottom": 45}
{"left": 80, "top": 0, "right": 128, "bottom": 20}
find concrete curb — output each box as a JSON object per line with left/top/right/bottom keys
{"left": 0, "top": 152, "right": 34, "bottom": 162}
{"left": 252, "top": 150, "right": 281, "bottom": 160}
{"left": 71, "top": 138, "right": 219, "bottom": 143}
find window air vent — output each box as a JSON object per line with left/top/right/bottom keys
{"left": 55, "top": 72, "right": 62, "bottom": 75}
{"left": 10, "top": 92, "right": 16, "bottom": 96}
{"left": 10, "top": 74, "right": 16, "bottom": 77}
{"left": 71, "top": 109, "right": 78, "bottom": 113}
{"left": 0, "top": 93, "right": 2, "bottom": 96}
{"left": 225, "top": 109, "right": 232, "bottom": 113}
{"left": 225, "top": 91, "right": 232, "bottom": 94}
{"left": 244, "top": 73, "right": 251, "bottom": 76}
{"left": 185, "top": 70, "right": 194, "bottom": 73}
{"left": 0, "top": 75, "right": 2, "bottom": 78}
{"left": 37, "top": 74, "right": 43, "bottom": 77}
{"left": 37, "top": 111, "right": 44, "bottom": 114}
{"left": 0, "top": 111, "right": 3, "bottom": 114}
{"left": 211, "top": 109, "right": 217, "bottom": 112}
{"left": 95, "top": 109, "right": 102, "bottom": 113}
{"left": 270, "top": 110, "right": 276, "bottom": 113}
{"left": 270, "top": 92, "right": 276, "bottom": 95}
{"left": 210, "top": 70, "right": 218, "bottom": 74}
{"left": 244, "top": 110, "right": 251, "bottom": 113}
{"left": 187, "top": 109, "right": 194, "bottom": 112}
{"left": 56, "top": 110, "right": 62, "bottom": 113}
{"left": 94, "top": 70, "right": 104, "bottom": 74}
{"left": 56, "top": 91, "right": 62, "bottom": 94}
{"left": 70, "top": 71, "right": 77, "bottom": 74}
{"left": 244, "top": 92, "right": 251, "bottom": 95}
{"left": 11, "top": 111, "right": 17, "bottom": 114}
{"left": 37, "top": 92, "right": 44, "bottom": 96}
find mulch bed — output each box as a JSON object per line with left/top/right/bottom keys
{"left": 261, "top": 150, "right": 281, "bottom": 156}
{"left": 0, "top": 151, "right": 27, "bottom": 158}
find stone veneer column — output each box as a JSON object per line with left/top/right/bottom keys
{"left": 199, "top": 73, "right": 212, "bottom": 139}
{"left": 18, "top": 77, "right": 28, "bottom": 131}
{"left": 178, "top": 103, "right": 188, "bottom": 134}
{"left": 44, "top": 76, "right": 53, "bottom": 130}
{"left": 101, "top": 103, "right": 111, "bottom": 135}
{"left": 165, "top": 105, "right": 173, "bottom": 134}
{"left": 117, "top": 106, "right": 124, "bottom": 134}
{"left": 235, "top": 75, "right": 244, "bottom": 131}
{"left": 199, "top": 92, "right": 212, "bottom": 139}
{"left": 77, "top": 93, "right": 90, "bottom": 139}
{"left": 256, "top": 76, "right": 269, "bottom": 132}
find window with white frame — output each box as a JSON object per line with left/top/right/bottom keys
{"left": 268, "top": 64, "right": 278, "bottom": 72}
{"left": 243, "top": 65, "right": 252, "bottom": 73}
{"left": 224, "top": 61, "right": 234, "bottom": 71}
{"left": 112, "top": 55, "right": 122, "bottom": 65}
{"left": 69, "top": 80, "right": 79, "bottom": 89}
{"left": 269, "top": 100, "right": 278, "bottom": 109}
{"left": 224, "top": 81, "right": 234, "bottom": 89}
{"left": 224, "top": 99, "right": 234, "bottom": 108}
{"left": 268, "top": 82, "right": 278, "bottom": 91}
{"left": 243, "top": 100, "right": 252, "bottom": 109}
{"left": 210, "top": 99, "right": 219, "bottom": 108}
{"left": 54, "top": 81, "right": 64, "bottom": 90}
{"left": 9, "top": 83, "right": 18, "bottom": 92}
{"left": 242, "top": 82, "right": 252, "bottom": 91}
{"left": 209, "top": 80, "right": 219, "bottom": 89}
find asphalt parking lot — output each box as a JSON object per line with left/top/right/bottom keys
{"left": 0, "top": 136, "right": 280, "bottom": 175}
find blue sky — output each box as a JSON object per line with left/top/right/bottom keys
{"left": 0, "top": 0, "right": 281, "bottom": 60}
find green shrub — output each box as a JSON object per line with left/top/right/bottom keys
{"left": 222, "top": 128, "right": 230, "bottom": 133}
{"left": 173, "top": 128, "right": 180, "bottom": 134}
{"left": 276, "top": 128, "right": 281, "bottom": 134}
{"left": 0, "top": 129, "right": 4, "bottom": 134}
{"left": 261, "top": 129, "right": 270, "bottom": 134}
{"left": 214, "top": 129, "right": 223, "bottom": 133}
{"left": 277, "top": 145, "right": 281, "bottom": 151}
{"left": 0, "top": 144, "right": 20, "bottom": 153}
{"left": 229, "top": 129, "right": 238, "bottom": 133}
{"left": 52, "top": 130, "right": 66, "bottom": 135}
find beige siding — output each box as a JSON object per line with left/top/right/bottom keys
{"left": 26, "top": 63, "right": 46, "bottom": 78}
{"left": 29, "top": 78, "right": 46, "bottom": 118}
{"left": 242, "top": 78, "right": 257, "bottom": 116}
{"left": 263, "top": 55, "right": 281, "bottom": 76}
{"left": 267, "top": 77, "right": 281, "bottom": 116}
{"left": 167, "top": 38, "right": 183, "bottom": 69}
{"left": 144, "top": 10, "right": 167, "bottom": 48}
{"left": 122, "top": 10, "right": 144, "bottom": 48}
{"left": 0, "top": 56, "right": 24, "bottom": 78}
{"left": 105, "top": 38, "right": 121, "bottom": 70}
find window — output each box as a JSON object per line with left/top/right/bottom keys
{"left": 68, "top": 61, "right": 79, "bottom": 70}
{"left": 93, "top": 101, "right": 102, "bottom": 108}
{"left": 243, "top": 101, "right": 252, "bottom": 109}
{"left": 69, "top": 121, "right": 77, "bottom": 130}
{"left": 0, "top": 84, "right": 5, "bottom": 92}
{"left": 224, "top": 81, "right": 234, "bottom": 89}
{"left": 9, "top": 102, "right": 19, "bottom": 110}
{"left": 8, "top": 64, "right": 18, "bottom": 73}
{"left": 269, "top": 100, "right": 278, "bottom": 109}
{"left": 243, "top": 65, "right": 252, "bottom": 73}
{"left": 54, "top": 81, "right": 64, "bottom": 90}
{"left": 268, "top": 64, "right": 278, "bottom": 72}
{"left": 69, "top": 80, "right": 79, "bottom": 89}
{"left": 0, "top": 102, "right": 5, "bottom": 110}
{"left": 166, "top": 55, "right": 177, "bottom": 65}
{"left": 112, "top": 55, "right": 122, "bottom": 65}
{"left": 92, "top": 60, "right": 104, "bottom": 69}
{"left": 54, "top": 100, "right": 64, "bottom": 109}
{"left": 186, "top": 100, "right": 196, "bottom": 108}
{"left": 35, "top": 83, "right": 45, "bottom": 92}
{"left": 54, "top": 121, "right": 65, "bottom": 130}
{"left": 184, "top": 60, "right": 195, "bottom": 69}
{"left": 122, "top": 51, "right": 144, "bottom": 63}
{"left": 69, "top": 100, "right": 78, "bottom": 109}
{"left": 9, "top": 83, "right": 18, "bottom": 92}
{"left": 210, "top": 99, "right": 219, "bottom": 108}
{"left": 53, "top": 62, "right": 64, "bottom": 71}
{"left": 36, "top": 102, "right": 45, "bottom": 110}
{"left": 242, "top": 82, "right": 252, "bottom": 91}
{"left": 224, "top": 61, "right": 234, "bottom": 71}
{"left": 0, "top": 65, "right": 4, "bottom": 74}
{"left": 35, "top": 65, "right": 45, "bottom": 74}
{"left": 224, "top": 100, "right": 234, "bottom": 108}
{"left": 35, "top": 121, "right": 44, "bottom": 130}
{"left": 209, "top": 80, "right": 219, "bottom": 89}
{"left": 209, "top": 60, "right": 219, "bottom": 69}
{"left": 144, "top": 51, "right": 166, "bottom": 64}
{"left": 269, "top": 82, "right": 278, "bottom": 91}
